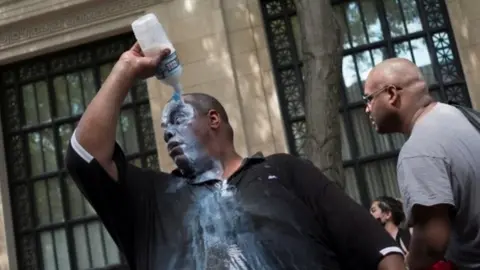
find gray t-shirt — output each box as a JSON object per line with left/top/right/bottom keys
{"left": 397, "top": 103, "right": 480, "bottom": 269}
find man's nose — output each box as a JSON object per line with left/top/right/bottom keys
{"left": 365, "top": 103, "right": 371, "bottom": 114}
{"left": 164, "top": 130, "right": 174, "bottom": 143}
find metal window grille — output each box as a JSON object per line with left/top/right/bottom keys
{"left": 260, "top": 0, "right": 470, "bottom": 206}
{"left": 0, "top": 33, "right": 157, "bottom": 270}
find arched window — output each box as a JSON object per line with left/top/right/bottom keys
{"left": 260, "top": 0, "right": 470, "bottom": 206}
{"left": 0, "top": 33, "right": 156, "bottom": 270}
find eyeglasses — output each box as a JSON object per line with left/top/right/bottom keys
{"left": 362, "top": 84, "right": 400, "bottom": 104}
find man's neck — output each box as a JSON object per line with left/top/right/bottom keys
{"left": 220, "top": 151, "right": 243, "bottom": 179}
{"left": 185, "top": 148, "right": 243, "bottom": 181}
{"left": 402, "top": 100, "right": 437, "bottom": 135}
{"left": 194, "top": 167, "right": 223, "bottom": 183}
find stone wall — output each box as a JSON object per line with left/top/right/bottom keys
{"left": 446, "top": 0, "right": 480, "bottom": 109}
{"left": 0, "top": 112, "right": 13, "bottom": 270}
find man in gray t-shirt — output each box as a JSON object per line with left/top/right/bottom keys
{"left": 364, "top": 57, "right": 480, "bottom": 269}
{"left": 397, "top": 102, "right": 480, "bottom": 269}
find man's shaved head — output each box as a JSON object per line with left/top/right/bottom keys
{"left": 183, "top": 93, "right": 230, "bottom": 124}
{"left": 183, "top": 92, "right": 234, "bottom": 142}
{"left": 365, "top": 58, "right": 427, "bottom": 96}
{"left": 364, "top": 58, "right": 433, "bottom": 134}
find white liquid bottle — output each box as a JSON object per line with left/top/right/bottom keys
{"left": 131, "top": 13, "right": 182, "bottom": 101}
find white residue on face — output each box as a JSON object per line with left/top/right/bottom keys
{"left": 161, "top": 99, "right": 224, "bottom": 181}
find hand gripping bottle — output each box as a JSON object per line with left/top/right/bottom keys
{"left": 131, "top": 13, "right": 182, "bottom": 101}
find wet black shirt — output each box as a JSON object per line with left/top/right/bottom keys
{"left": 66, "top": 138, "right": 403, "bottom": 270}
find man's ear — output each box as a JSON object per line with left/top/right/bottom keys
{"left": 208, "top": 110, "right": 220, "bottom": 129}
{"left": 388, "top": 86, "right": 401, "bottom": 106}
{"left": 385, "top": 211, "right": 392, "bottom": 221}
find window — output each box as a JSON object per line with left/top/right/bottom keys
{"left": 260, "top": 0, "right": 470, "bottom": 206}
{"left": 0, "top": 33, "right": 158, "bottom": 270}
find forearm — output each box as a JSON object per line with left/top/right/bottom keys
{"left": 407, "top": 228, "right": 445, "bottom": 269}
{"left": 378, "top": 254, "right": 405, "bottom": 270}
{"left": 76, "top": 61, "right": 136, "bottom": 164}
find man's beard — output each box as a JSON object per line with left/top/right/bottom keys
{"left": 175, "top": 157, "right": 196, "bottom": 177}
{"left": 176, "top": 149, "right": 218, "bottom": 178}
{"left": 371, "top": 111, "right": 400, "bottom": 134}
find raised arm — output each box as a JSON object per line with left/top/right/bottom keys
{"left": 63, "top": 44, "right": 170, "bottom": 262}
{"left": 74, "top": 43, "right": 168, "bottom": 180}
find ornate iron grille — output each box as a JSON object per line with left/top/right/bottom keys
{"left": 260, "top": 0, "right": 470, "bottom": 206}
{"left": 0, "top": 33, "right": 158, "bottom": 270}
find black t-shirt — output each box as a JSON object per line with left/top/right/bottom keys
{"left": 395, "top": 228, "right": 411, "bottom": 254}
{"left": 66, "top": 136, "right": 403, "bottom": 270}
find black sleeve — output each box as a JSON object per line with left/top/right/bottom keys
{"left": 64, "top": 132, "right": 147, "bottom": 262}
{"left": 398, "top": 228, "right": 411, "bottom": 251}
{"left": 285, "top": 156, "right": 404, "bottom": 269}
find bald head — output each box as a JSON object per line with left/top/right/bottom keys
{"left": 183, "top": 92, "right": 233, "bottom": 141}
{"left": 366, "top": 58, "right": 427, "bottom": 96}
{"left": 183, "top": 93, "right": 229, "bottom": 123}
{"left": 364, "top": 58, "right": 435, "bottom": 134}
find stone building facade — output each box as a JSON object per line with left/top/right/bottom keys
{"left": 0, "top": 0, "right": 478, "bottom": 269}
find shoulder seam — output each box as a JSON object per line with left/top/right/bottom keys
{"left": 71, "top": 130, "right": 94, "bottom": 163}
{"left": 398, "top": 155, "right": 447, "bottom": 161}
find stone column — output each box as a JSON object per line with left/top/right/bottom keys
{"left": 222, "top": 0, "right": 288, "bottom": 155}
{"left": 446, "top": 0, "right": 480, "bottom": 109}
{"left": 0, "top": 109, "right": 17, "bottom": 270}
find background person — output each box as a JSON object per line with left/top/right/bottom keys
{"left": 371, "top": 196, "right": 411, "bottom": 254}
{"left": 364, "top": 57, "right": 480, "bottom": 270}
